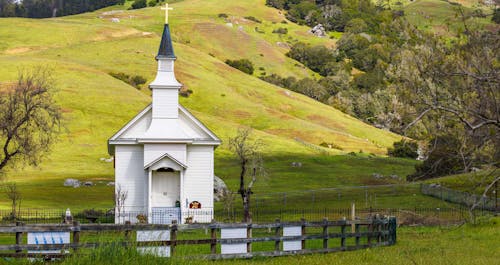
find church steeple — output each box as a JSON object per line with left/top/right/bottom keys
{"left": 156, "top": 24, "right": 176, "bottom": 60}
{"left": 142, "top": 6, "right": 188, "bottom": 140}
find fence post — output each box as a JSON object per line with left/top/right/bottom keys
{"left": 355, "top": 223, "right": 360, "bottom": 247}
{"left": 15, "top": 221, "right": 24, "bottom": 253}
{"left": 274, "top": 218, "right": 281, "bottom": 252}
{"left": 367, "top": 218, "right": 372, "bottom": 246}
{"left": 171, "top": 220, "right": 178, "bottom": 256}
{"left": 388, "top": 217, "right": 397, "bottom": 245}
{"left": 340, "top": 221, "right": 346, "bottom": 249}
{"left": 301, "top": 218, "right": 306, "bottom": 250}
{"left": 72, "top": 221, "right": 80, "bottom": 252}
{"left": 322, "top": 218, "right": 328, "bottom": 249}
{"left": 124, "top": 221, "right": 131, "bottom": 241}
{"left": 247, "top": 223, "right": 252, "bottom": 253}
{"left": 210, "top": 220, "right": 217, "bottom": 255}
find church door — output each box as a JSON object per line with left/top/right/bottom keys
{"left": 152, "top": 171, "right": 180, "bottom": 207}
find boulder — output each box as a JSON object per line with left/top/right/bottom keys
{"left": 64, "top": 178, "right": 80, "bottom": 187}
{"left": 309, "top": 24, "right": 326, "bottom": 37}
{"left": 214, "top": 175, "right": 229, "bottom": 202}
{"left": 372, "top": 173, "right": 384, "bottom": 179}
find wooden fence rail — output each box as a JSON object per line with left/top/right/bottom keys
{"left": 0, "top": 217, "right": 397, "bottom": 259}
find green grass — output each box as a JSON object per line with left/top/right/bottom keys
{"left": 0, "top": 217, "right": 497, "bottom": 265}
{"left": 403, "top": 0, "right": 493, "bottom": 36}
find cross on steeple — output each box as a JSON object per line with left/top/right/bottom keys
{"left": 161, "top": 3, "right": 174, "bottom": 24}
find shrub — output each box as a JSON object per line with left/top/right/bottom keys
{"left": 388, "top": 140, "right": 418, "bottom": 159}
{"left": 130, "top": 0, "right": 147, "bottom": 10}
{"left": 272, "top": 27, "right": 288, "bottom": 34}
{"left": 147, "top": 0, "right": 158, "bottom": 7}
{"left": 218, "top": 13, "right": 228, "bottom": 18}
{"left": 319, "top": 142, "right": 343, "bottom": 150}
{"left": 130, "top": 75, "right": 147, "bottom": 88}
{"left": 109, "top": 72, "right": 147, "bottom": 89}
{"left": 408, "top": 135, "right": 466, "bottom": 181}
{"left": 225, "top": 59, "right": 254, "bottom": 75}
{"left": 493, "top": 8, "right": 500, "bottom": 24}
{"left": 244, "top": 16, "right": 262, "bottom": 23}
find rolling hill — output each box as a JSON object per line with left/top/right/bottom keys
{"left": 0, "top": 0, "right": 417, "bottom": 209}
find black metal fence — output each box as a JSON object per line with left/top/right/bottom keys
{"left": 0, "top": 206, "right": 482, "bottom": 226}
{"left": 421, "top": 183, "right": 498, "bottom": 211}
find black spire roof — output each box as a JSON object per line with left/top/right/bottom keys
{"left": 156, "top": 24, "right": 176, "bottom": 60}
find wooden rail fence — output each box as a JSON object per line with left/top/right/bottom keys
{"left": 0, "top": 217, "right": 397, "bottom": 259}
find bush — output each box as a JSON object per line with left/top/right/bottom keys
{"left": 244, "top": 16, "right": 262, "bottom": 23}
{"left": 493, "top": 8, "right": 500, "bottom": 24}
{"left": 225, "top": 59, "right": 254, "bottom": 75}
{"left": 272, "top": 27, "right": 288, "bottom": 34}
{"left": 109, "top": 72, "right": 147, "bottom": 89}
{"left": 388, "top": 140, "right": 418, "bottom": 159}
{"left": 147, "top": 0, "right": 158, "bottom": 7}
{"left": 218, "top": 13, "right": 228, "bottom": 18}
{"left": 408, "top": 135, "right": 466, "bottom": 181}
{"left": 130, "top": 0, "right": 147, "bottom": 10}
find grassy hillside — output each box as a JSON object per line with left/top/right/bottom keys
{"left": 0, "top": 0, "right": 416, "bottom": 209}
{"left": 403, "top": 0, "right": 495, "bottom": 35}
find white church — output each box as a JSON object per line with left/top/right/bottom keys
{"left": 108, "top": 15, "right": 221, "bottom": 224}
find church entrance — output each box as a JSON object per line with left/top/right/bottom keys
{"left": 152, "top": 170, "right": 180, "bottom": 207}
{"left": 151, "top": 169, "right": 181, "bottom": 224}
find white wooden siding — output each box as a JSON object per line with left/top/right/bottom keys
{"left": 179, "top": 111, "right": 211, "bottom": 139}
{"left": 152, "top": 89, "right": 178, "bottom": 119}
{"left": 144, "top": 144, "right": 186, "bottom": 166}
{"left": 121, "top": 110, "right": 152, "bottom": 138}
{"left": 183, "top": 146, "right": 214, "bottom": 211}
{"left": 115, "top": 145, "right": 147, "bottom": 211}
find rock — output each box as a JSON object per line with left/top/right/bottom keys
{"left": 214, "top": 175, "right": 229, "bottom": 202}
{"left": 309, "top": 24, "right": 326, "bottom": 37}
{"left": 64, "top": 178, "right": 80, "bottom": 187}
{"left": 101, "top": 157, "right": 114, "bottom": 163}
{"left": 291, "top": 162, "right": 302, "bottom": 167}
{"left": 390, "top": 174, "right": 400, "bottom": 180}
{"left": 372, "top": 173, "right": 384, "bottom": 179}
{"left": 83, "top": 181, "right": 93, "bottom": 186}
{"left": 107, "top": 182, "right": 115, "bottom": 186}
{"left": 471, "top": 167, "right": 481, "bottom": 172}
{"left": 276, "top": 42, "right": 290, "bottom": 49}
{"left": 225, "top": 23, "right": 233, "bottom": 27}
{"left": 111, "top": 18, "right": 120, "bottom": 23}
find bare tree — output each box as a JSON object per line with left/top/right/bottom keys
{"left": 115, "top": 184, "right": 128, "bottom": 223}
{"left": 0, "top": 67, "right": 62, "bottom": 174}
{"left": 228, "top": 128, "right": 265, "bottom": 223}
{"left": 3, "top": 182, "right": 22, "bottom": 220}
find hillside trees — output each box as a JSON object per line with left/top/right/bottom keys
{"left": 0, "top": 67, "right": 62, "bottom": 173}
{"left": 391, "top": 31, "right": 500, "bottom": 179}
{"left": 0, "top": 0, "right": 125, "bottom": 18}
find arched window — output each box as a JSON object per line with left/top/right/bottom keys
{"left": 156, "top": 167, "right": 175, "bottom": 172}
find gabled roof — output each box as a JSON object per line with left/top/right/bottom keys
{"left": 144, "top": 152, "right": 187, "bottom": 170}
{"left": 108, "top": 104, "right": 221, "bottom": 155}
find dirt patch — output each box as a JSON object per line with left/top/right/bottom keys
{"left": 266, "top": 108, "right": 292, "bottom": 120}
{"left": 93, "top": 28, "right": 142, "bottom": 41}
{"left": 232, "top": 110, "right": 252, "bottom": 119}
{"left": 4, "top": 47, "right": 34, "bottom": 54}
{"left": 307, "top": 114, "right": 347, "bottom": 131}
